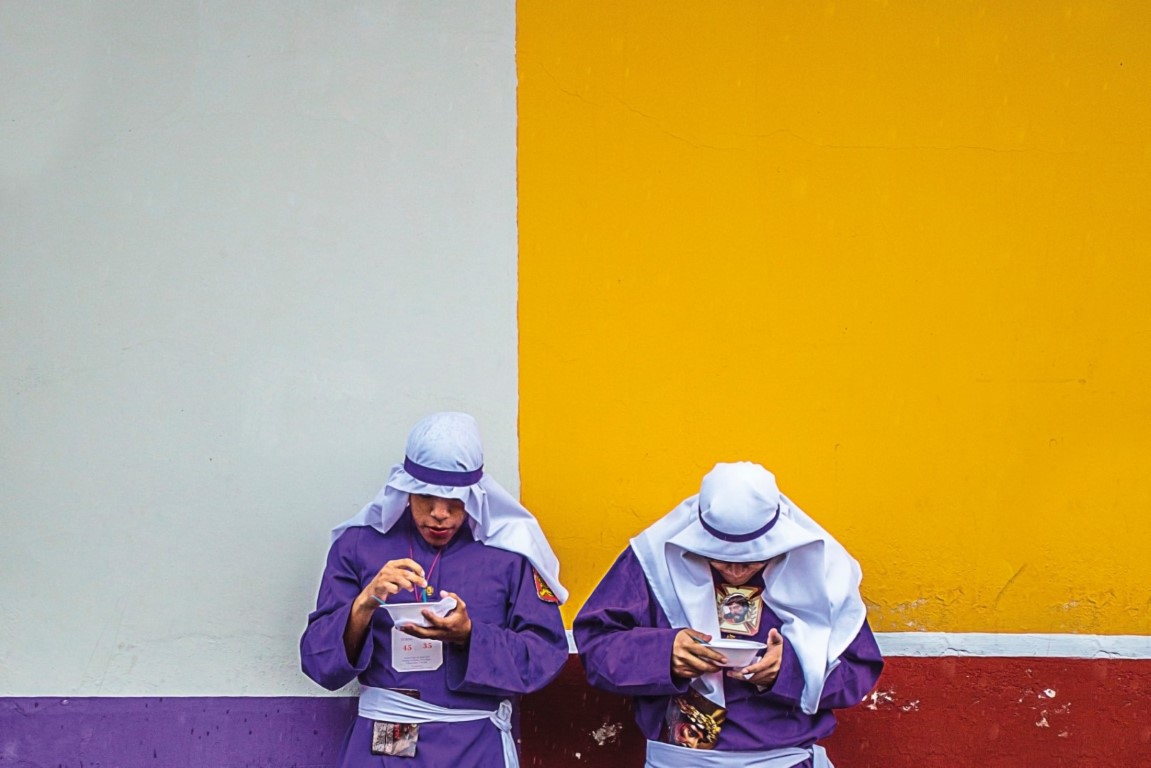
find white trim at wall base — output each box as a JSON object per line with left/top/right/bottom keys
{"left": 563, "top": 631, "right": 1151, "bottom": 659}
{"left": 875, "top": 632, "right": 1151, "bottom": 659}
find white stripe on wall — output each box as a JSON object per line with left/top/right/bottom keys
{"left": 875, "top": 632, "right": 1151, "bottom": 659}
{"left": 565, "top": 631, "right": 1151, "bottom": 659}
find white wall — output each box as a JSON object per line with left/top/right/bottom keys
{"left": 0, "top": 1, "right": 518, "bottom": 696}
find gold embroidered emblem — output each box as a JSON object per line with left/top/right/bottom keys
{"left": 534, "top": 570, "right": 559, "bottom": 603}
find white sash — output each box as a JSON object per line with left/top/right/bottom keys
{"left": 645, "top": 740, "right": 832, "bottom": 768}
{"left": 359, "top": 686, "right": 518, "bottom": 768}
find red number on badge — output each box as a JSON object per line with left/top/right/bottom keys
{"left": 402, "top": 643, "right": 413, "bottom": 652}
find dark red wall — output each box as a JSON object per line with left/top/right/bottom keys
{"left": 521, "top": 656, "right": 1151, "bottom": 767}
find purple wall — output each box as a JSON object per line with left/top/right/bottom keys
{"left": 0, "top": 697, "right": 357, "bottom": 767}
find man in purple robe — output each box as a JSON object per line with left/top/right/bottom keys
{"left": 301, "top": 412, "right": 569, "bottom": 768}
{"left": 574, "top": 462, "right": 883, "bottom": 768}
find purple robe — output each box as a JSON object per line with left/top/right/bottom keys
{"left": 573, "top": 547, "right": 883, "bottom": 765}
{"left": 300, "top": 510, "right": 568, "bottom": 767}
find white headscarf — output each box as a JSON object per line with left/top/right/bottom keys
{"left": 631, "top": 462, "right": 866, "bottom": 714}
{"left": 331, "top": 412, "right": 568, "bottom": 604}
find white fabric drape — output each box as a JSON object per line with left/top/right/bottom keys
{"left": 331, "top": 412, "right": 567, "bottom": 603}
{"left": 631, "top": 462, "right": 866, "bottom": 714}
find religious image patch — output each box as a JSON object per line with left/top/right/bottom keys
{"left": 370, "top": 689, "right": 421, "bottom": 757}
{"left": 662, "top": 686, "right": 727, "bottom": 750}
{"left": 533, "top": 570, "right": 559, "bottom": 603}
{"left": 715, "top": 583, "right": 763, "bottom": 637}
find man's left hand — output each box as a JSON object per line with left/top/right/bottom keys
{"left": 401, "top": 590, "right": 473, "bottom": 645}
{"left": 730, "top": 627, "right": 784, "bottom": 686}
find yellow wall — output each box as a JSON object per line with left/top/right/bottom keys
{"left": 517, "top": 2, "right": 1151, "bottom": 633}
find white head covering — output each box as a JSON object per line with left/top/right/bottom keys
{"left": 631, "top": 462, "right": 866, "bottom": 714}
{"left": 331, "top": 412, "right": 568, "bottom": 604}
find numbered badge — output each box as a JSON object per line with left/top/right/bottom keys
{"left": 390, "top": 627, "right": 443, "bottom": 672}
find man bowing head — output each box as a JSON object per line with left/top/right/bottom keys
{"left": 302, "top": 412, "right": 568, "bottom": 768}
{"left": 574, "top": 462, "right": 883, "bottom": 768}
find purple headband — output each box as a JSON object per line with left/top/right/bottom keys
{"left": 697, "top": 504, "right": 781, "bottom": 543}
{"left": 403, "top": 457, "right": 484, "bottom": 487}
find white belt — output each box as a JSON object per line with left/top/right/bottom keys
{"left": 359, "top": 686, "right": 518, "bottom": 768}
{"left": 645, "top": 739, "right": 832, "bottom": 768}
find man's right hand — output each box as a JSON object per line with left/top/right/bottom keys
{"left": 671, "top": 628, "right": 728, "bottom": 679}
{"left": 353, "top": 559, "right": 428, "bottom": 613}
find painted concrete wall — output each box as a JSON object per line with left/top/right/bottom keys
{"left": 515, "top": 3, "right": 1151, "bottom": 763}
{"left": 5, "top": 655, "right": 1149, "bottom": 767}
{"left": 4, "top": 1, "right": 1151, "bottom": 766}
{"left": 1, "top": 0, "right": 519, "bottom": 697}
{"left": 517, "top": 0, "right": 1151, "bottom": 634}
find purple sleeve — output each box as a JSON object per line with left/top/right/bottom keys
{"left": 299, "top": 529, "right": 374, "bottom": 691}
{"left": 763, "top": 619, "right": 884, "bottom": 709}
{"left": 573, "top": 548, "right": 690, "bottom": 697}
{"left": 444, "top": 557, "right": 568, "bottom": 696}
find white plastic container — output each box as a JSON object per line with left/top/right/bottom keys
{"left": 378, "top": 596, "right": 458, "bottom": 627}
{"left": 706, "top": 638, "right": 767, "bottom": 668}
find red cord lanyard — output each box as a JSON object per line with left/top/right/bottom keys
{"left": 409, "top": 536, "right": 444, "bottom": 602}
